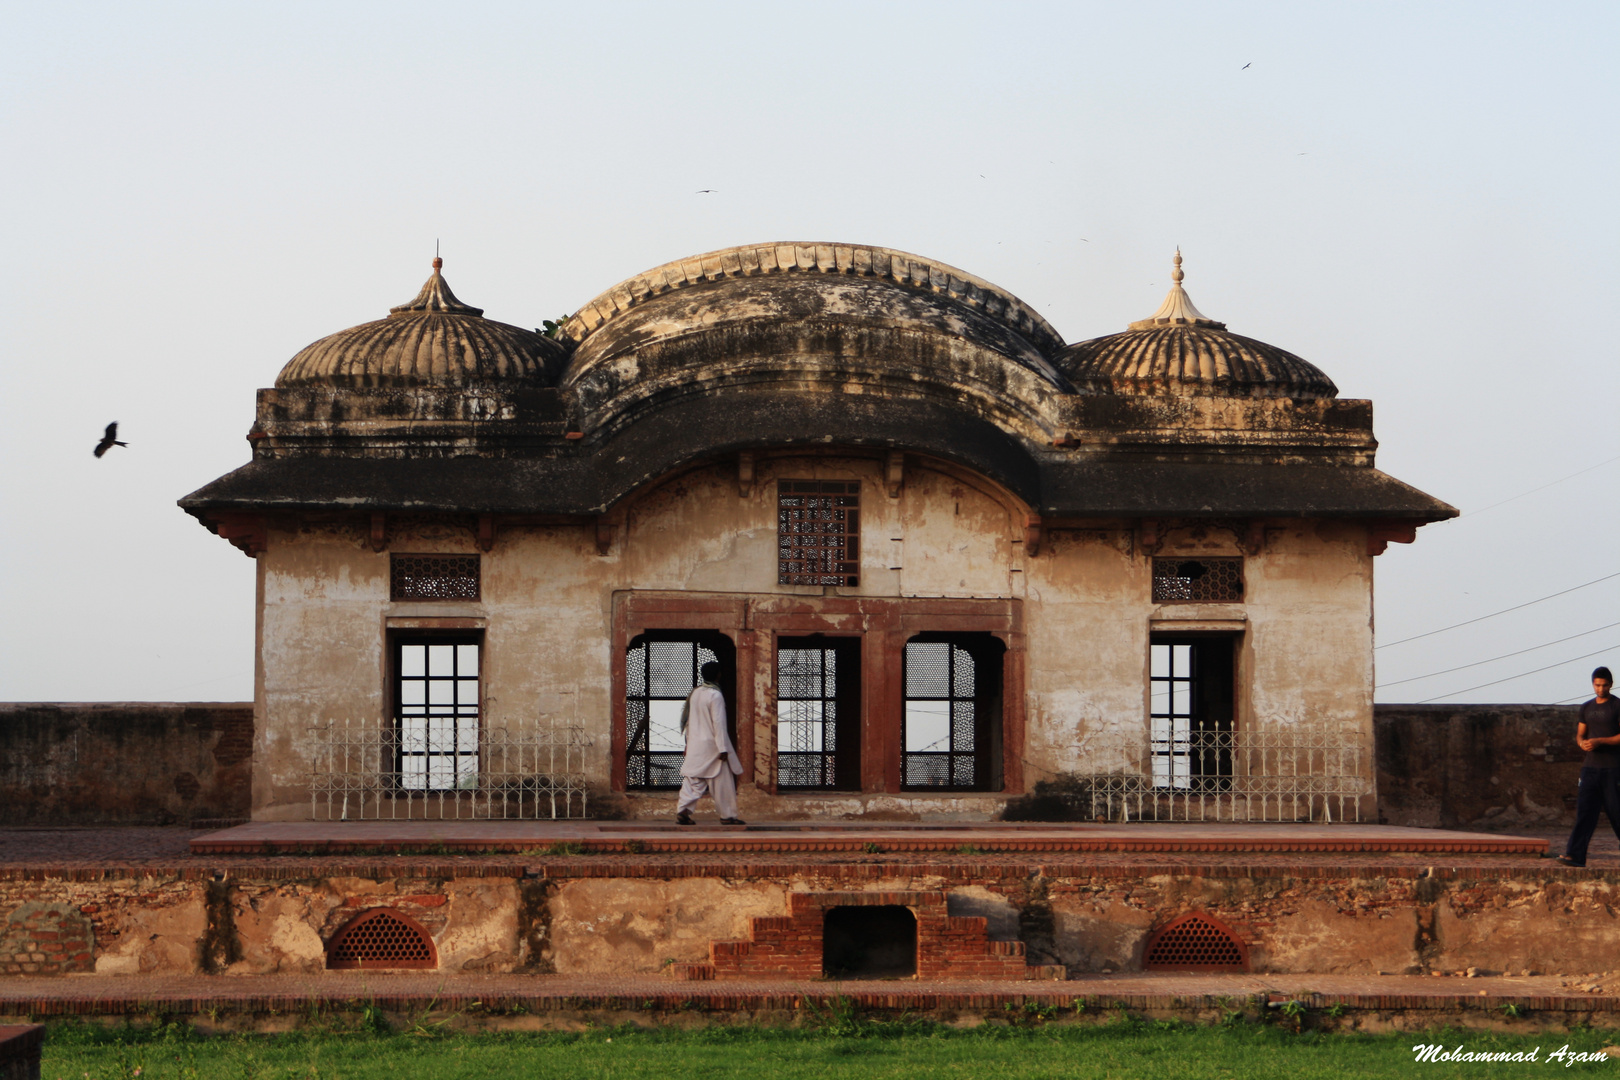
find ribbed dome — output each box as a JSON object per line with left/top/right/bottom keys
{"left": 276, "top": 259, "right": 565, "bottom": 388}
{"left": 1056, "top": 253, "right": 1338, "bottom": 400}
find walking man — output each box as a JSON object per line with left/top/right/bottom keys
{"left": 676, "top": 661, "right": 745, "bottom": 825}
{"left": 1559, "top": 666, "right": 1620, "bottom": 867}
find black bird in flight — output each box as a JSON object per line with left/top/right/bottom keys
{"left": 695, "top": 189, "right": 716, "bottom": 194}
{"left": 94, "top": 422, "right": 128, "bottom": 458}
{"left": 1242, "top": 62, "right": 1251, "bottom": 69}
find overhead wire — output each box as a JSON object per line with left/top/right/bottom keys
{"left": 1455, "top": 453, "right": 1620, "bottom": 519}
{"left": 1378, "top": 621, "right": 1620, "bottom": 688}
{"left": 1376, "top": 572, "right": 1620, "bottom": 649}
{"left": 1415, "top": 644, "right": 1618, "bottom": 704}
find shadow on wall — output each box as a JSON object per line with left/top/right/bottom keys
{"left": 0, "top": 703, "right": 252, "bottom": 825}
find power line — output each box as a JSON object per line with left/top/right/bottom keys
{"left": 1376, "top": 572, "right": 1620, "bottom": 649}
{"left": 1378, "top": 621, "right": 1620, "bottom": 688}
{"left": 1460, "top": 453, "right": 1620, "bottom": 518}
{"left": 1416, "top": 644, "right": 1618, "bottom": 703}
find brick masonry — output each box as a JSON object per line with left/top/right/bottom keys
{"left": 679, "top": 889, "right": 1063, "bottom": 981}
{"left": 6, "top": 856, "right": 1620, "bottom": 980}
{"left": 0, "top": 904, "right": 92, "bottom": 976}
{"left": 0, "top": 703, "right": 252, "bottom": 825}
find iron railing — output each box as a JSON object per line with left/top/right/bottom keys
{"left": 307, "top": 717, "right": 592, "bottom": 820}
{"left": 1066, "top": 725, "right": 1370, "bottom": 823}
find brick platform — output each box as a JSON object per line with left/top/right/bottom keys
{"left": 3, "top": 972, "right": 1620, "bottom": 1032}
{"left": 672, "top": 889, "right": 1064, "bottom": 981}
{"left": 188, "top": 820, "right": 1548, "bottom": 857}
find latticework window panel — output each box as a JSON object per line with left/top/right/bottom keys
{"left": 391, "top": 554, "right": 480, "bottom": 601}
{"left": 778, "top": 481, "right": 860, "bottom": 587}
{"left": 625, "top": 638, "right": 719, "bottom": 790}
{"left": 902, "top": 641, "right": 983, "bottom": 791}
{"left": 326, "top": 908, "right": 438, "bottom": 970}
{"left": 777, "top": 646, "right": 840, "bottom": 789}
{"left": 1142, "top": 912, "right": 1248, "bottom": 972}
{"left": 1151, "top": 558, "right": 1243, "bottom": 603}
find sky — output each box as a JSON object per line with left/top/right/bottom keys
{"left": 1, "top": 1, "right": 1616, "bottom": 705}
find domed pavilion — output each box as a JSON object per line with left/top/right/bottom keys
{"left": 182, "top": 243, "right": 1452, "bottom": 822}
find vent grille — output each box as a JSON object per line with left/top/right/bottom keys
{"left": 1152, "top": 558, "right": 1243, "bottom": 603}
{"left": 1142, "top": 912, "right": 1248, "bottom": 972}
{"left": 778, "top": 480, "right": 860, "bottom": 587}
{"left": 326, "top": 908, "right": 438, "bottom": 970}
{"left": 391, "top": 555, "right": 480, "bottom": 601}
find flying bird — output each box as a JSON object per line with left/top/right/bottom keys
{"left": 94, "top": 422, "right": 127, "bottom": 458}
{"left": 695, "top": 189, "right": 716, "bottom": 193}
{"left": 1242, "top": 62, "right": 1251, "bottom": 69}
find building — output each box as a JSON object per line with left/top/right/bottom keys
{"left": 181, "top": 242, "right": 1453, "bottom": 822}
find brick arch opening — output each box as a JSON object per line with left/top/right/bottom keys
{"left": 823, "top": 905, "right": 917, "bottom": 978}
{"left": 326, "top": 908, "right": 438, "bottom": 970}
{"left": 1142, "top": 912, "right": 1248, "bottom": 972}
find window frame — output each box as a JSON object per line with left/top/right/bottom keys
{"left": 774, "top": 635, "right": 862, "bottom": 791}
{"left": 390, "top": 631, "right": 483, "bottom": 794}
{"left": 1148, "top": 633, "right": 1237, "bottom": 792}
{"left": 900, "top": 633, "right": 1004, "bottom": 793}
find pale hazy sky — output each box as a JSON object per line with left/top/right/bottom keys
{"left": 1, "top": 2, "right": 1616, "bottom": 705}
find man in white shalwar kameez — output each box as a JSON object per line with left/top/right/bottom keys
{"left": 675, "top": 662, "right": 745, "bottom": 825}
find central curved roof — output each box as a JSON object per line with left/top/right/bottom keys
{"left": 560, "top": 241, "right": 1067, "bottom": 357}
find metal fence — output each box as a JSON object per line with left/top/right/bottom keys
{"left": 307, "top": 717, "right": 592, "bottom": 820}
{"left": 1067, "top": 725, "right": 1370, "bottom": 823}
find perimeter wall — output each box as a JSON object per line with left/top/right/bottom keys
{"left": 0, "top": 701, "right": 1581, "bottom": 827}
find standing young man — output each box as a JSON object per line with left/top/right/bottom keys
{"left": 675, "top": 661, "right": 746, "bottom": 826}
{"left": 1559, "top": 666, "right": 1620, "bottom": 867}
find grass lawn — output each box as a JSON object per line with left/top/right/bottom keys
{"left": 40, "top": 1014, "right": 1620, "bottom": 1079}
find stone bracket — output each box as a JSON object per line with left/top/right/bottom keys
{"left": 1138, "top": 518, "right": 1161, "bottom": 555}
{"left": 1024, "top": 514, "right": 1043, "bottom": 557}
{"left": 212, "top": 513, "right": 267, "bottom": 558}
{"left": 886, "top": 451, "right": 905, "bottom": 498}
{"left": 738, "top": 451, "right": 755, "bottom": 498}
{"left": 477, "top": 514, "right": 496, "bottom": 553}
{"left": 595, "top": 519, "right": 617, "bottom": 556}
{"left": 1367, "top": 521, "right": 1418, "bottom": 557}
{"left": 369, "top": 513, "right": 387, "bottom": 553}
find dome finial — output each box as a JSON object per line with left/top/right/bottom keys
{"left": 390, "top": 248, "right": 482, "bottom": 317}
{"left": 1129, "top": 249, "right": 1221, "bottom": 330}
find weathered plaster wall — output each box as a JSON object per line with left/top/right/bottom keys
{"left": 0, "top": 703, "right": 251, "bottom": 825}
{"left": 252, "top": 454, "right": 1377, "bottom": 820}
{"left": 0, "top": 872, "right": 523, "bottom": 977}
{"left": 1376, "top": 704, "right": 1582, "bottom": 829}
{"left": 5, "top": 865, "right": 1618, "bottom": 979}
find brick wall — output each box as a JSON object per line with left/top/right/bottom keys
{"left": 1, "top": 902, "right": 93, "bottom": 976}
{"left": 1376, "top": 704, "right": 1582, "bottom": 829}
{"left": 0, "top": 703, "right": 252, "bottom": 825}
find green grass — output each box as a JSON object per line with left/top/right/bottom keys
{"left": 39, "top": 1016, "right": 1620, "bottom": 1079}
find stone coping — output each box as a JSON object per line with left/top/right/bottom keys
{"left": 188, "top": 822, "right": 1548, "bottom": 857}
{"left": 3, "top": 858, "right": 1611, "bottom": 885}
{"left": 2, "top": 972, "right": 1619, "bottom": 1021}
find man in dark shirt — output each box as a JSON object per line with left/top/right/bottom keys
{"left": 1558, "top": 666, "right": 1620, "bottom": 867}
